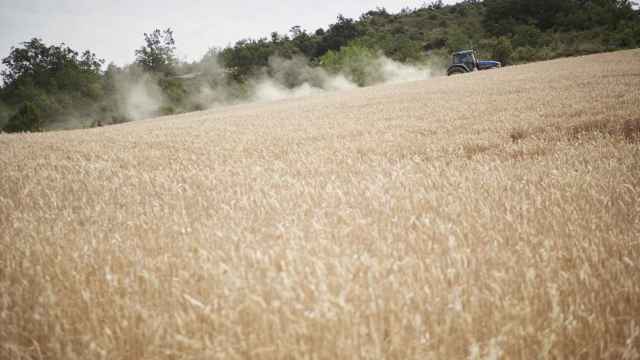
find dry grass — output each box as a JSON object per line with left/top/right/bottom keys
{"left": 1, "top": 50, "right": 639, "bottom": 360}
{"left": 565, "top": 118, "right": 640, "bottom": 143}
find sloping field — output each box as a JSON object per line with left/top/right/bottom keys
{"left": 1, "top": 50, "right": 639, "bottom": 359}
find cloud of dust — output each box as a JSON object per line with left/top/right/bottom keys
{"left": 40, "top": 71, "right": 166, "bottom": 130}
{"left": 118, "top": 74, "right": 165, "bottom": 120}
{"left": 187, "top": 54, "right": 245, "bottom": 108}
{"left": 107, "top": 53, "right": 438, "bottom": 123}
{"left": 249, "top": 56, "right": 358, "bottom": 102}
{"left": 236, "top": 54, "right": 434, "bottom": 105}
{"left": 377, "top": 57, "right": 434, "bottom": 84}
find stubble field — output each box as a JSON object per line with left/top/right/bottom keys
{"left": 1, "top": 49, "right": 639, "bottom": 359}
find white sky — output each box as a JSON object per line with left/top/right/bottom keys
{"left": 0, "top": 0, "right": 460, "bottom": 66}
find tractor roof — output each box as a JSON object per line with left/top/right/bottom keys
{"left": 453, "top": 50, "right": 474, "bottom": 55}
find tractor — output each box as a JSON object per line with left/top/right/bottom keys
{"left": 447, "top": 50, "right": 501, "bottom": 76}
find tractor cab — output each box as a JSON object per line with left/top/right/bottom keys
{"left": 447, "top": 50, "right": 501, "bottom": 76}
{"left": 452, "top": 50, "right": 477, "bottom": 72}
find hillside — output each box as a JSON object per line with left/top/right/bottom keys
{"left": 1, "top": 50, "right": 639, "bottom": 359}
{"left": 2, "top": 0, "right": 638, "bottom": 132}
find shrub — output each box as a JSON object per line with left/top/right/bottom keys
{"left": 387, "top": 35, "right": 425, "bottom": 62}
{"left": 159, "top": 78, "right": 187, "bottom": 106}
{"left": 0, "top": 102, "right": 9, "bottom": 129}
{"left": 512, "top": 25, "right": 543, "bottom": 48}
{"left": 536, "top": 46, "right": 555, "bottom": 61}
{"left": 320, "top": 44, "right": 383, "bottom": 86}
{"left": 446, "top": 28, "right": 471, "bottom": 52}
{"left": 609, "top": 27, "right": 638, "bottom": 48}
{"left": 2, "top": 102, "right": 42, "bottom": 133}
{"left": 159, "top": 105, "right": 176, "bottom": 115}
{"left": 492, "top": 37, "right": 513, "bottom": 65}
{"left": 512, "top": 46, "right": 539, "bottom": 64}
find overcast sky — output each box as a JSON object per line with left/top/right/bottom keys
{"left": 0, "top": 0, "right": 460, "bottom": 66}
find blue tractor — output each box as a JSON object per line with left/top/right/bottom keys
{"left": 447, "top": 50, "right": 501, "bottom": 76}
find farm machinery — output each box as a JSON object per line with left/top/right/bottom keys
{"left": 447, "top": 50, "right": 501, "bottom": 76}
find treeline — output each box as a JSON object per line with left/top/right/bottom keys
{"left": 1, "top": 0, "right": 638, "bottom": 132}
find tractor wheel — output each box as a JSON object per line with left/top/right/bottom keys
{"left": 447, "top": 67, "right": 466, "bottom": 76}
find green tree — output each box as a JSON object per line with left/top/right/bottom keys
{"left": 320, "top": 44, "right": 382, "bottom": 86}
{"left": 2, "top": 102, "right": 41, "bottom": 133}
{"left": 512, "top": 24, "right": 544, "bottom": 48}
{"left": 484, "top": 0, "right": 638, "bottom": 35}
{"left": 0, "top": 38, "right": 104, "bottom": 129}
{"left": 427, "top": 0, "right": 444, "bottom": 10}
{"left": 483, "top": 0, "right": 574, "bottom": 35}
{"left": 135, "top": 28, "right": 177, "bottom": 75}
{"left": 447, "top": 28, "right": 472, "bottom": 52}
{"left": 221, "top": 39, "right": 276, "bottom": 80}
{"left": 0, "top": 99, "right": 9, "bottom": 129}
{"left": 315, "top": 15, "right": 364, "bottom": 57}
{"left": 387, "top": 35, "right": 424, "bottom": 62}
{"left": 290, "top": 26, "right": 319, "bottom": 58}
{"left": 492, "top": 36, "right": 514, "bottom": 65}
{"left": 1, "top": 38, "right": 103, "bottom": 91}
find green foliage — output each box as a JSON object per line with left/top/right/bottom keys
{"left": 447, "top": 28, "right": 473, "bottom": 52}
{"left": 320, "top": 44, "right": 383, "bottom": 86}
{"left": 315, "top": 15, "right": 364, "bottom": 57}
{"left": 159, "top": 105, "right": 176, "bottom": 115}
{"left": 427, "top": 0, "right": 444, "bottom": 10}
{"left": 135, "top": 28, "right": 176, "bottom": 76}
{"left": 289, "top": 26, "right": 320, "bottom": 59}
{"left": 492, "top": 36, "right": 514, "bottom": 65}
{"left": 2, "top": 102, "right": 41, "bottom": 133}
{"left": 158, "top": 78, "right": 187, "bottom": 106}
{"left": 387, "top": 35, "right": 425, "bottom": 62}
{"left": 512, "top": 46, "right": 539, "bottom": 63}
{"left": 0, "top": 100, "right": 9, "bottom": 129}
{"left": 0, "top": 38, "right": 105, "bottom": 130}
{"left": 512, "top": 25, "right": 544, "bottom": 48}
{"left": 484, "top": 0, "right": 638, "bottom": 36}
{"left": 221, "top": 39, "right": 277, "bottom": 81}
{"left": 1, "top": 38, "right": 103, "bottom": 89}
{"left": 609, "top": 22, "right": 640, "bottom": 47}
{"left": 1, "top": 0, "right": 638, "bottom": 132}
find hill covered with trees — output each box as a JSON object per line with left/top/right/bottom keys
{"left": 1, "top": 0, "right": 638, "bottom": 132}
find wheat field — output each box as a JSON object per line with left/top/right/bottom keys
{"left": 1, "top": 49, "right": 639, "bottom": 359}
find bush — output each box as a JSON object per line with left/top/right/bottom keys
{"left": 0, "top": 101, "right": 9, "bottom": 129}
{"left": 609, "top": 27, "right": 638, "bottom": 48}
{"left": 492, "top": 37, "right": 513, "bottom": 65}
{"left": 512, "top": 46, "right": 539, "bottom": 63}
{"left": 320, "top": 44, "right": 383, "bottom": 86}
{"left": 159, "top": 105, "right": 176, "bottom": 115}
{"left": 159, "top": 78, "right": 187, "bottom": 106}
{"left": 446, "top": 28, "right": 471, "bottom": 52}
{"left": 476, "top": 38, "right": 497, "bottom": 59}
{"left": 2, "top": 102, "right": 42, "bottom": 133}
{"left": 536, "top": 46, "right": 555, "bottom": 61}
{"left": 512, "top": 25, "right": 543, "bottom": 48}
{"left": 387, "top": 35, "right": 425, "bottom": 62}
